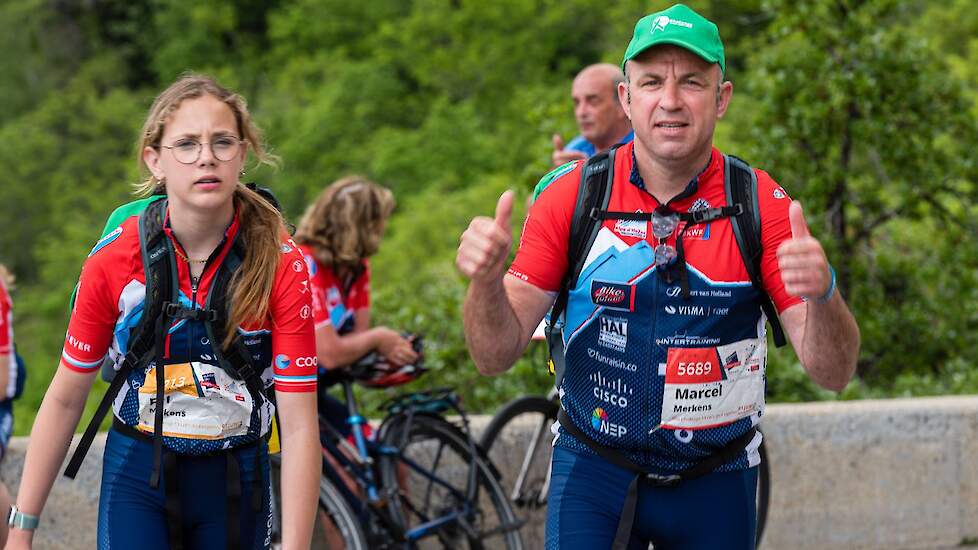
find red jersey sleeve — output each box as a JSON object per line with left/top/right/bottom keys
{"left": 270, "top": 240, "right": 318, "bottom": 393}
{"left": 349, "top": 261, "right": 370, "bottom": 311}
{"left": 508, "top": 166, "right": 582, "bottom": 292}
{"left": 0, "top": 279, "right": 12, "bottom": 355}
{"left": 61, "top": 254, "right": 121, "bottom": 373}
{"left": 755, "top": 170, "right": 805, "bottom": 313}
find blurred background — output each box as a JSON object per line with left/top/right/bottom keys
{"left": 0, "top": 0, "right": 976, "bottom": 434}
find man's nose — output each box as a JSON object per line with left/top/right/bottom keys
{"left": 658, "top": 82, "right": 682, "bottom": 111}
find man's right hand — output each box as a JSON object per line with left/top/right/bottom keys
{"left": 456, "top": 190, "right": 514, "bottom": 284}
{"left": 551, "top": 134, "right": 587, "bottom": 167}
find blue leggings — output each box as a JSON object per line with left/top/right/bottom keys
{"left": 98, "top": 428, "right": 271, "bottom": 550}
{"left": 546, "top": 446, "right": 757, "bottom": 549}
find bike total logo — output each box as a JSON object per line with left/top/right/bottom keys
{"left": 590, "top": 280, "right": 635, "bottom": 311}
{"left": 591, "top": 407, "right": 627, "bottom": 437}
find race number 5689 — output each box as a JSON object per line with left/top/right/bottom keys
{"left": 676, "top": 362, "right": 712, "bottom": 376}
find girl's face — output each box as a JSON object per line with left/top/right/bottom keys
{"left": 143, "top": 94, "right": 246, "bottom": 214}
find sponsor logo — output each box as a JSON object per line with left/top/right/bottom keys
{"left": 300, "top": 305, "right": 311, "bottom": 319}
{"left": 598, "top": 316, "right": 627, "bottom": 352}
{"left": 586, "top": 347, "right": 638, "bottom": 372}
{"left": 724, "top": 351, "right": 741, "bottom": 369}
{"left": 613, "top": 211, "right": 647, "bottom": 239}
{"left": 292, "top": 260, "right": 305, "bottom": 273}
{"left": 690, "top": 198, "right": 710, "bottom": 211}
{"left": 303, "top": 255, "right": 318, "bottom": 276}
{"left": 235, "top": 395, "right": 245, "bottom": 402}
{"left": 507, "top": 268, "right": 529, "bottom": 282}
{"left": 681, "top": 288, "right": 733, "bottom": 298}
{"left": 652, "top": 15, "right": 693, "bottom": 33}
{"left": 666, "top": 286, "right": 682, "bottom": 297}
{"left": 655, "top": 333, "right": 721, "bottom": 346}
{"left": 590, "top": 372, "right": 633, "bottom": 409}
{"left": 88, "top": 226, "right": 124, "bottom": 257}
{"left": 280, "top": 244, "right": 293, "bottom": 253}
{"left": 664, "top": 305, "right": 726, "bottom": 316}
{"left": 773, "top": 187, "right": 787, "bottom": 199}
{"left": 295, "top": 356, "right": 318, "bottom": 368}
{"left": 590, "top": 281, "right": 635, "bottom": 311}
{"left": 67, "top": 333, "right": 92, "bottom": 353}
{"left": 675, "top": 429, "right": 694, "bottom": 443}
{"left": 684, "top": 224, "right": 710, "bottom": 240}
{"left": 200, "top": 373, "right": 220, "bottom": 390}
{"left": 591, "top": 407, "right": 627, "bottom": 437}
{"left": 298, "top": 279, "right": 309, "bottom": 294}
{"left": 274, "top": 354, "right": 291, "bottom": 370}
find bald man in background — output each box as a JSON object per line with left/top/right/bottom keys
{"left": 551, "top": 63, "right": 634, "bottom": 167}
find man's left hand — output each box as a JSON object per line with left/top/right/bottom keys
{"left": 776, "top": 201, "right": 832, "bottom": 301}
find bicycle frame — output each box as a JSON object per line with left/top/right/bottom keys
{"left": 317, "top": 376, "right": 485, "bottom": 545}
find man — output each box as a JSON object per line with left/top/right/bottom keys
{"left": 457, "top": 4, "right": 859, "bottom": 549}
{"left": 551, "top": 63, "right": 634, "bottom": 168}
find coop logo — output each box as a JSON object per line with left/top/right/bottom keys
{"left": 294, "top": 356, "right": 318, "bottom": 368}
{"left": 591, "top": 407, "right": 627, "bottom": 438}
{"left": 274, "top": 354, "right": 291, "bottom": 370}
{"left": 590, "top": 281, "right": 635, "bottom": 311}
{"left": 652, "top": 15, "right": 693, "bottom": 34}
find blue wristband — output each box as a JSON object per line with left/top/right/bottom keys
{"left": 814, "top": 264, "right": 836, "bottom": 304}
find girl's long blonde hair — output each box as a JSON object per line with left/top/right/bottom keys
{"left": 294, "top": 177, "right": 395, "bottom": 278}
{"left": 137, "top": 74, "right": 282, "bottom": 348}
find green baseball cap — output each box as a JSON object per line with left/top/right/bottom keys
{"left": 622, "top": 4, "right": 725, "bottom": 75}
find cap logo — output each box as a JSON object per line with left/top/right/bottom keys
{"left": 651, "top": 15, "right": 693, "bottom": 34}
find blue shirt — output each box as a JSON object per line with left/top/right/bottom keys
{"left": 565, "top": 130, "right": 634, "bottom": 158}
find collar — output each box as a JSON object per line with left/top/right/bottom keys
{"left": 627, "top": 144, "right": 721, "bottom": 208}
{"left": 163, "top": 204, "right": 241, "bottom": 265}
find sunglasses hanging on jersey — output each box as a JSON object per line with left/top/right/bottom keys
{"left": 589, "top": 203, "right": 743, "bottom": 299}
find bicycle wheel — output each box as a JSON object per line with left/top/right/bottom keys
{"left": 481, "top": 396, "right": 558, "bottom": 507}
{"left": 269, "top": 454, "right": 368, "bottom": 550}
{"left": 379, "top": 413, "right": 525, "bottom": 550}
{"left": 755, "top": 438, "right": 770, "bottom": 549}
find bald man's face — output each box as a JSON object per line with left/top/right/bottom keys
{"left": 572, "top": 69, "right": 629, "bottom": 148}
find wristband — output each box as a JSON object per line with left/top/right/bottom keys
{"left": 7, "top": 505, "right": 39, "bottom": 530}
{"left": 814, "top": 264, "right": 836, "bottom": 304}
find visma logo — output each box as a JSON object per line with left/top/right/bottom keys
{"left": 591, "top": 407, "right": 627, "bottom": 437}
{"left": 274, "top": 354, "right": 291, "bottom": 370}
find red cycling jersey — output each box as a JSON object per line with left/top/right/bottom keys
{"left": 297, "top": 244, "right": 369, "bottom": 335}
{"left": 0, "top": 278, "right": 11, "bottom": 357}
{"left": 511, "top": 143, "right": 801, "bottom": 314}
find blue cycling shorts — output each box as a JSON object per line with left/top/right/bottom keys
{"left": 0, "top": 400, "right": 12, "bottom": 462}
{"left": 98, "top": 428, "right": 271, "bottom": 550}
{"left": 546, "top": 445, "right": 757, "bottom": 550}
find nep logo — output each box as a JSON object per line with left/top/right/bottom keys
{"left": 274, "top": 354, "right": 291, "bottom": 370}
{"left": 590, "top": 280, "right": 635, "bottom": 311}
{"left": 591, "top": 407, "right": 627, "bottom": 437}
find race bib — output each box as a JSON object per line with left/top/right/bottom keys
{"left": 659, "top": 338, "right": 765, "bottom": 430}
{"left": 136, "top": 362, "right": 255, "bottom": 440}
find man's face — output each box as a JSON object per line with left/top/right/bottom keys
{"left": 620, "top": 46, "right": 732, "bottom": 167}
{"left": 572, "top": 70, "right": 628, "bottom": 146}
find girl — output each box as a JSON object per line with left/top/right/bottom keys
{"left": 6, "top": 75, "right": 319, "bottom": 550}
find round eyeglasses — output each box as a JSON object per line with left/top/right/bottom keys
{"left": 161, "top": 136, "right": 246, "bottom": 164}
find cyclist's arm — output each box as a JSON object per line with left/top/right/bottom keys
{"left": 314, "top": 322, "right": 403, "bottom": 369}
{"left": 779, "top": 294, "right": 859, "bottom": 392}
{"left": 6, "top": 366, "right": 96, "bottom": 547}
{"left": 274, "top": 390, "right": 319, "bottom": 550}
{"left": 463, "top": 275, "right": 554, "bottom": 376}
{"left": 0, "top": 354, "right": 8, "bottom": 397}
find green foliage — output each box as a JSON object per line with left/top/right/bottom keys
{"left": 0, "top": 0, "right": 975, "bottom": 431}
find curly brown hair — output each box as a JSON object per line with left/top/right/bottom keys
{"left": 294, "top": 176, "right": 395, "bottom": 277}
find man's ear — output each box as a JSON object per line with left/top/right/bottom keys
{"left": 716, "top": 80, "right": 733, "bottom": 118}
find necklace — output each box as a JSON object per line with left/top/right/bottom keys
{"left": 174, "top": 248, "right": 208, "bottom": 264}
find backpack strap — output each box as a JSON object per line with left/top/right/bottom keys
{"left": 65, "top": 198, "right": 174, "bottom": 480}
{"left": 724, "top": 154, "right": 787, "bottom": 348}
{"left": 545, "top": 145, "right": 618, "bottom": 387}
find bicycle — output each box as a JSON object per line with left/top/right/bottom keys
{"left": 480, "top": 347, "right": 771, "bottom": 548}
{"left": 270, "top": 337, "right": 525, "bottom": 549}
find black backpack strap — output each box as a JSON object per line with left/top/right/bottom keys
{"left": 724, "top": 155, "right": 787, "bottom": 348}
{"left": 65, "top": 199, "right": 174, "bottom": 480}
{"left": 545, "top": 145, "right": 618, "bottom": 387}
{"left": 203, "top": 238, "right": 267, "bottom": 405}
